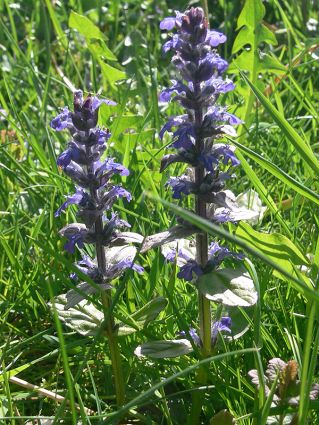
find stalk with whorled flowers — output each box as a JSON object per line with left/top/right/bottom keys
{"left": 158, "top": 7, "right": 242, "bottom": 355}
{"left": 50, "top": 90, "right": 143, "bottom": 406}
{"left": 139, "top": 7, "right": 257, "bottom": 421}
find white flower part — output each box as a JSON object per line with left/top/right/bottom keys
{"left": 219, "top": 125, "right": 238, "bottom": 137}
{"left": 213, "top": 142, "right": 237, "bottom": 151}
{"left": 105, "top": 245, "right": 137, "bottom": 270}
{"left": 161, "top": 239, "right": 196, "bottom": 266}
{"left": 236, "top": 189, "right": 267, "bottom": 225}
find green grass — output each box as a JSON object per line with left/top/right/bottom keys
{"left": 1, "top": 0, "right": 319, "bottom": 423}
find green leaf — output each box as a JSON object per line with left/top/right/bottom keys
{"left": 231, "top": 0, "right": 281, "bottom": 76}
{"left": 241, "top": 72, "right": 319, "bottom": 175}
{"left": 117, "top": 297, "right": 168, "bottom": 336}
{"left": 198, "top": 268, "right": 258, "bottom": 307}
{"left": 110, "top": 115, "right": 144, "bottom": 140}
{"left": 69, "top": 11, "right": 116, "bottom": 61}
{"left": 99, "top": 61, "right": 126, "bottom": 85}
{"left": 230, "top": 0, "right": 285, "bottom": 127}
{"left": 232, "top": 140, "right": 319, "bottom": 206}
{"left": 131, "top": 297, "right": 168, "bottom": 323}
{"left": 236, "top": 222, "right": 309, "bottom": 268}
{"left": 134, "top": 339, "right": 193, "bottom": 358}
{"left": 0, "top": 364, "right": 32, "bottom": 383}
{"left": 49, "top": 295, "right": 103, "bottom": 336}
{"left": 224, "top": 306, "right": 254, "bottom": 339}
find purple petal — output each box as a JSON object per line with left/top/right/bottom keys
{"left": 57, "top": 149, "right": 73, "bottom": 168}
{"left": 64, "top": 233, "right": 85, "bottom": 254}
{"left": 206, "top": 30, "right": 227, "bottom": 47}
{"left": 131, "top": 263, "right": 144, "bottom": 273}
{"left": 159, "top": 115, "right": 186, "bottom": 140}
{"left": 166, "top": 176, "right": 194, "bottom": 199}
{"left": 159, "top": 80, "right": 187, "bottom": 103}
{"left": 50, "top": 107, "right": 72, "bottom": 131}
{"left": 178, "top": 261, "right": 203, "bottom": 281}
{"left": 212, "top": 317, "right": 232, "bottom": 342}
{"left": 55, "top": 188, "right": 88, "bottom": 217}
{"left": 162, "top": 34, "right": 181, "bottom": 53}
{"left": 172, "top": 124, "right": 195, "bottom": 149}
{"left": 179, "top": 328, "right": 201, "bottom": 346}
{"left": 95, "top": 158, "right": 129, "bottom": 177}
{"left": 160, "top": 17, "right": 176, "bottom": 30}
{"left": 225, "top": 112, "right": 242, "bottom": 125}
{"left": 108, "top": 186, "right": 132, "bottom": 202}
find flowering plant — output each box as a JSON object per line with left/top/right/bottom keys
{"left": 139, "top": 7, "right": 257, "bottom": 361}
{"left": 50, "top": 90, "right": 144, "bottom": 405}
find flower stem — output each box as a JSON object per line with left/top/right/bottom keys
{"left": 189, "top": 84, "right": 212, "bottom": 424}
{"left": 193, "top": 83, "right": 212, "bottom": 355}
{"left": 94, "top": 210, "right": 125, "bottom": 406}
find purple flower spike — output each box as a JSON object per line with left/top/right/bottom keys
{"left": 52, "top": 89, "right": 141, "bottom": 299}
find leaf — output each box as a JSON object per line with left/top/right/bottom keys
{"left": 232, "top": 140, "right": 319, "bottom": 206}
{"left": 241, "top": 72, "right": 319, "bottom": 175}
{"left": 110, "top": 115, "right": 144, "bottom": 140}
{"left": 110, "top": 232, "right": 144, "bottom": 246}
{"left": 236, "top": 189, "right": 267, "bottom": 225}
{"left": 65, "top": 282, "right": 112, "bottom": 309}
{"left": 224, "top": 306, "right": 254, "bottom": 339}
{"left": 0, "top": 364, "right": 32, "bottom": 383}
{"left": 99, "top": 61, "right": 126, "bottom": 85}
{"left": 69, "top": 11, "right": 116, "bottom": 61}
{"left": 131, "top": 297, "right": 168, "bottom": 323}
{"left": 198, "top": 267, "right": 258, "bottom": 307}
{"left": 210, "top": 410, "right": 236, "bottom": 425}
{"left": 231, "top": 0, "right": 284, "bottom": 75}
{"left": 49, "top": 295, "right": 103, "bottom": 336}
{"left": 141, "top": 225, "right": 198, "bottom": 253}
{"left": 230, "top": 0, "right": 285, "bottom": 127}
{"left": 117, "top": 297, "right": 168, "bottom": 336}
{"left": 236, "top": 222, "right": 309, "bottom": 269}
{"left": 134, "top": 339, "right": 193, "bottom": 358}
{"left": 69, "top": 11, "right": 125, "bottom": 87}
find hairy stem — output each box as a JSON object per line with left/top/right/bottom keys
{"left": 189, "top": 82, "right": 212, "bottom": 425}
{"left": 87, "top": 147, "right": 125, "bottom": 406}
{"left": 95, "top": 216, "right": 125, "bottom": 406}
{"left": 193, "top": 82, "right": 212, "bottom": 356}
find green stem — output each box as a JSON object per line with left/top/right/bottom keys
{"left": 101, "top": 291, "right": 125, "bottom": 406}
{"left": 87, "top": 139, "right": 126, "bottom": 406}
{"left": 95, "top": 216, "right": 125, "bottom": 406}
